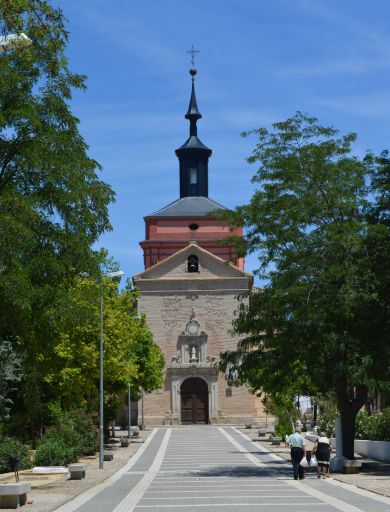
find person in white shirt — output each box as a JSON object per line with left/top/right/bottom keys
{"left": 287, "top": 428, "right": 306, "bottom": 480}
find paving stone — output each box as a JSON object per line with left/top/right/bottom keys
{"left": 1, "top": 427, "right": 389, "bottom": 512}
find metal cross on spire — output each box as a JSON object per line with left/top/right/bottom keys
{"left": 186, "top": 45, "right": 199, "bottom": 68}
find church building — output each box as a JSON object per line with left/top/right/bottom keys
{"left": 133, "top": 67, "right": 270, "bottom": 426}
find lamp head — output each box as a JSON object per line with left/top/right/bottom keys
{"left": 105, "top": 270, "right": 124, "bottom": 279}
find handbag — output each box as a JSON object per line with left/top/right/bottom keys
{"left": 299, "top": 456, "right": 308, "bottom": 468}
{"left": 310, "top": 455, "right": 317, "bottom": 467}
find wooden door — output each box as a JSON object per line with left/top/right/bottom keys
{"left": 180, "top": 378, "right": 209, "bottom": 424}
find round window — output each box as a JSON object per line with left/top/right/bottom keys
{"left": 189, "top": 223, "right": 199, "bottom": 231}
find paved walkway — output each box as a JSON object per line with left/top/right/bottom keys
{"left": 244, "top": 427, "right": 390, "bottom": 498}
{"left": 0, "top": 432, "right": 150, "bottom": 512}
{"left": 46, "top": 426, "right": 389, "bottom": 512}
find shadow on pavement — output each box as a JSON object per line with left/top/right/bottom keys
{"left": 187, "top": 465, "right": 291, "bottom": 478}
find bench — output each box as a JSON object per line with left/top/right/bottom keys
{"left": 120, "top": 438, "right": 129, "bottom": 447}
{"left": 258, "top": 429, "right": 267, "bottom": 437}
{"left": 103, "top": 451, "right": 114, "bottom": 461}
{"left": 271, "top": 437, "right": 282, "bottom": 445}
{"left": 68, "top": 464, "right": 86, "bottom": 480}
{"left": 0, "top": 483, "right": 31, "bottom": 509}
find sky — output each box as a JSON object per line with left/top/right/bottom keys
{"left": 55, "top": 0, "right": 390, "bottom": 284}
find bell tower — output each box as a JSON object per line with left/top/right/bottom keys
{"left": 139, "top": 66, "right": 244, "bottom": 271}
{"left": 175, "top": 68, "right": 212, "bottom": 198}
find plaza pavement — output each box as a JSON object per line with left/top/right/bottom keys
{"left": 1, "top": 426, "right": 389, "bottom": 512}
{"left": 247, "top": 427, "right": 390, "bottom": 498}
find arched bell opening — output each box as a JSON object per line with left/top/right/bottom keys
{"left": 187, "top": 254, "right": 199, "bottom": 273}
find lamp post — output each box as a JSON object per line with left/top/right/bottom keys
{"left": 127, "top": 381, "right": 132, "bottom": 442}
{"left": 141, "top": 387, "right": 145, "bottom": 430}
{"left": 99, "top": 270, "right": 124, "bottom": 470}
{"left": 0, "top": 33, "right": 32, "bottom": 52}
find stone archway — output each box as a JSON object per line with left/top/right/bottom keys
{"left": 180, "top": 377, "right": 209, "bottom": 424}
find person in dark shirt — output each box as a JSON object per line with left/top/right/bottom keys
{"left": 313, "top": 432, "right": 331, "bottom": 479}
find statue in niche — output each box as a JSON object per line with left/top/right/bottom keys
{"left": 189, "top": 345, "right": 198, "bottom": 363}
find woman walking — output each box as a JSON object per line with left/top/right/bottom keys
{"left": 313, "top": 432, "right": 331, "bottom": 479}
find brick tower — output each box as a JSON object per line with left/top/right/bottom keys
{"left": 139, "top": 67, "right": 244, "bottom": 271}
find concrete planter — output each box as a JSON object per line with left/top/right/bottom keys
{"left": 355, "top": 440, "right": 390, "bottom": 463}
{"left": 342, "top": 459, "right": 362, "bottom": 474}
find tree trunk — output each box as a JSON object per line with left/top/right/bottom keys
{"left": 339, "top": 403, "right": 356, "bottom": 459}
{"left": 335, "top": 379, "right": 367, "bottom": 460}
{"left": 31, "top": 419, "right": 36, "bottom": 449}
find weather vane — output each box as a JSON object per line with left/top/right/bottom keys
{"left": 186, "top": 45, "right": 199, "bottom": 68}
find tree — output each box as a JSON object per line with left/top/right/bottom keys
{"left": 0, "top": 1, "right": 114, "bottom": 437}
{"left": 43, "top": 275, "right": 165, "bottom": 419}
{"left": 219, "top": 113, "right": 390, "bottom": 459}
{"left": 0, "top": 340, "right": 22, "bottom": 422}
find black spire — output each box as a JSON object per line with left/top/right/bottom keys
{"left": 185, "top": 70, "right": 202, "bottom": 136}
{"left": 175, "top": 68, "right": 212, "bottom": 198}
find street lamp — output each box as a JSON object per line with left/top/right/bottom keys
{"left": 0, "top": 33, "right": 32, "bottom": 52}
{"left": 99, "top": 270, "right": 124, "bottom": 469}
{"left": 141, "top": 387, "right": 145, "bottom": 431}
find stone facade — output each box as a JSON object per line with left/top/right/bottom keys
{"left": 133, "top": 243, "right": 272, "bottom": 426}
{"left": 133, "top": 68, "right": 274, "bottom": 427}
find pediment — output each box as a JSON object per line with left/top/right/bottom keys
{"left": 133, "top": 243, "right": 252, "bottom": 281}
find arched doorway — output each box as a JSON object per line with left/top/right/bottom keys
{"left": 180, "top": 377, "right": 209, "bottom": 424}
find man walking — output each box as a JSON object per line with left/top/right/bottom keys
{"left": 287, "top": 428, "right": 306, "bottom": 480}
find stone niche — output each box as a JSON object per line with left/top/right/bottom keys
{"left": 167, "top": 308, "right": 219, "bottom": 423}
{"left": 173, "top": 308, "right": 210, "bottom": 364}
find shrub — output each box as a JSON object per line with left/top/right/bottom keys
{"left": 44, "top": 420, "right": 83, "bottom": 457}
{"left": 34, "top": 408, "right": 98, "bottom": 467}
{"left": 66, "top": 409, "right": 98, "bottom": 456}
{"left": 355, "top": 408, "right": 390, "bottom": 441}
{"left": 317, "top": 395, "right": 338, "bottom": 437}
{"left": 34, "top": 438, "right": 77, "bottom": 466}
{"left": 0, "top": 437, "right": 32, "bottom": 474}
{"left": 275, "top": 415, "right": 293, "bottom": 438}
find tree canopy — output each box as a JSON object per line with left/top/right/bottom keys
{"left": 0, "top": 1, "right": 114, "bottom": 326}
{"left": 0, "top": 1, "right": 115, "bottom": 438}
{"left": 219, "top": 113, "right": 390, "bottom": 458}
{"left": 44, "top": 275, "right": 165, "bottom": 415}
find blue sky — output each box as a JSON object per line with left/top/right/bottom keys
{"left": 56, "top": 0, "right": 390, "bottom": 284}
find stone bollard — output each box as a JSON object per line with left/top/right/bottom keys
{"left": 342, "top": 460, "right": 362, "bottom": 474}
{"left": 131, "top": 426, "right": 140, "bottom": 438}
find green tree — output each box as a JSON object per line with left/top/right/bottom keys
{"left": 262, "top": 392, "right": 298, "bottom": 437}
{"left": 0, "top": 339, "right": 22, "bottom": 422}
{"left": 44, "top": 275, "right": 165, "bottom": 420}
{"left": 219, "top": 113, "right": 390, "bottom": 459}
{"left": 0, "top": 1, "right": 114, "bottom": 438}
